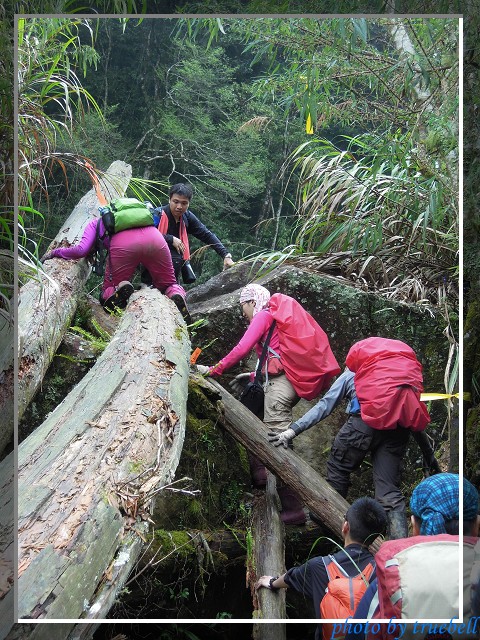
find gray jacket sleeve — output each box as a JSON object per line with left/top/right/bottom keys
{"left": 291, "top": 369, "right": 356, "bottom": 436}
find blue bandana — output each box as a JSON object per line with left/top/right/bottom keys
{"left": 410, "top": 472, "right": 479, "bottom": 535}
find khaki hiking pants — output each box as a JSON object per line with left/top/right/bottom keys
{"left": 264, "top": 373, "right": 299, "bottom": 431}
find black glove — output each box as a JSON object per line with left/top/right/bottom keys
{"left": 412, "top": 431, "right": 440, "bottom": 477}
{"left": 423, "top": 453, "right": 441, "bottom": 476}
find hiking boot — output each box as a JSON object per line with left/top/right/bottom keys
{"left": 102, "top": 281, "right": 134, "bottom": 313}
{"left": 387, "top": 510, "right": 408, "bottom": 540}
{"left": 247, "top": 452, "right": 267, "bottom": 489}
{"left": 277, "top": 485, "right": 306, "bottom": 525}
{"left": 170, "top": 294, "right": 192, "bottom": 324}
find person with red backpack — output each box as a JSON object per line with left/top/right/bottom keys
{"left": 269, "top": 337, "right": 438, "bottom": 540}
{"left": 198, "top": 283, "right": 340, "bottom": 524}
{"left": 254, "top": 496, "right": 387, "bottom": 638}
{"left": 344, "top": 473, "right": 479, "bottom": 640}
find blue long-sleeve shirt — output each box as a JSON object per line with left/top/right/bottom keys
{"left": 291, "top": 368, "right": 359, "bottom": 436}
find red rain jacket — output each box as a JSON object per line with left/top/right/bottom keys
{"left": 268, "top": 293, "right": 340, "bottom": 400}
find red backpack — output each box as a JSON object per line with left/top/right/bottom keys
{"left": 345, "top": 337, "right": 430, "bottom": 431}
{"left": 365, "top": 535, "right": 467, "bottom": 637}
{"left": 363, "top": 536, "right": 480, "bottom": 640}
{"left": 320, "top": 556, "right": 375, "bottom": 640}
{"left": 268, "top": 293, "right": 340, "bottom": 400}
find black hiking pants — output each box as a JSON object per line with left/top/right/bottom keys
{"left": 327, "top": 414, "right": 410, "bottom": 513}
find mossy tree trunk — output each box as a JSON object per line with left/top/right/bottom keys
{"left": 13, "top": 288, "right": 190, "bottom": 638}
{"left": 0, "top": 161, "right": 132, "bottom": 458}
{"left": 252, "top": 473, "right": 287, "bottom": 636}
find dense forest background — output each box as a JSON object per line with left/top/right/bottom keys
{"left": 22, "top": 17, "right": 460, "bottom": 302}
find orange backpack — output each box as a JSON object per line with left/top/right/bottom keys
{"left": 320, "top": 556, "right": 375, "bottom": 640}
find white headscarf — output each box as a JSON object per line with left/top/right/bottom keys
{"left": 239, "top": 284, "right": 271, "bottom": 317}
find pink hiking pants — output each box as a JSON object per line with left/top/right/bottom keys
{"left": 101, "top": 226, "right": 185, "bottom": 301}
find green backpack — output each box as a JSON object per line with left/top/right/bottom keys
{"left": 100, "top": 197, "right": 154, "bottom": 236}
{"left": 91, "top": 198, "right": 154, "bottom": 276}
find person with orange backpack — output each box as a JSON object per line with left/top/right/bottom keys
{"left": 197, "top": 283, "right": 340, "bottom": 525}
{"left": 269, "top": 337, "right": 438, "bottom": 539}
{"left": 254, "top": 496, "right": 387, "bottom": 638}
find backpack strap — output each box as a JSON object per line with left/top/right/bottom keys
{"left": 95, "top": 218, "right": 113, "bottom": 282}
{"left": 322, "top": 555, "right": 349, "bottom": 584}
{"left": 267, "top": 345, "right": 281, "bottom": 359}
{"left": 360, "top": 561, "right": 375, "bottom": 583}
{"left": 323, "top": 555, "right": 375, "bottom": 586}
{"left": 255, "top": 320, "right": 276, "bottom": 386}
{"left": 366, "top": 587, "right": 380, "bottom": 619}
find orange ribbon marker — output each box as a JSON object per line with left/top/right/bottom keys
{"left": 85, "top": 160, "right": 108, "bottom": 206}
{"left": 190, "top": 348, "right": 202, "bottom": 364}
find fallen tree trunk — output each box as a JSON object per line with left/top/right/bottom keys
{"left": 15, "top": 287, "right": 191, "bottom": 636}
{"left": 252, "top": 473, "right": 286, "bottom": 638}
{"left": 0, "top": 453, "right": 14, "bottom": 640}
{"left": 206, "top": 378, "right": 350, "bottom": 540}
{"left": 3, "top": 161, "right": 131, "bottom": 458}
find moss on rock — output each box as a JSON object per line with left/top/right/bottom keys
{"left": 152, "top": 378, "right": 251, "bottom": 530}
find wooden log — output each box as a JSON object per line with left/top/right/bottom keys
{"left": 0, "top": 161, "right": 132, "bottom": 458}
{"left": 206, "top": 378, "right": 350, "bottom": 539}
{"left": 251, "top": 473, "right": 286, "bottom": 637}
{"left": 0, "top": 452, "right": 14, "bottom": 640}
{"left": 15, "top": 287, "right": 191, "bottom": 633}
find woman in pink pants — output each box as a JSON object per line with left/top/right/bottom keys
{"left": 42, "top": 218, "right": 190, "bottom": 320}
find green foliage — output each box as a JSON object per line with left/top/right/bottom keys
{"left": 18, "top": 18, "right": 103, "bottom": 196}
{"left": 70, "top": 319, "right": 111, "bottom": 354}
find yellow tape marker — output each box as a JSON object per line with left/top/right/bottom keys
{"left": 421, "top": 392, "right": 471, "bottom": 402}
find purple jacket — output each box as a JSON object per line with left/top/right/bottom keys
{"left": 51, "top": 218, "right": 109, "bottom": 259}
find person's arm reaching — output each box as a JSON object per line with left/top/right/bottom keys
{"left": 208, "top": 311, "right": 274, "bottom": 376}
{"left": 255, "top": 574, "right": 288, "bottom": 592}
{"left": 268, "top": 369, "right": 355, "bottom": 447}
{"left": 43, "top": 218, "right": 98, "bottom": 261}
{"left": 187, "top": 210, "right": 233, "bottom": 262}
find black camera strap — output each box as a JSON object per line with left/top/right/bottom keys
{"left": 254, "top": 320, "right": 276, "bottom": 385}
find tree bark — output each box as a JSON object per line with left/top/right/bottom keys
{"left": 14, "top": 287, "right": 191, "bottom": 634}
{"left": 0, "top": 452, "right": 14, "bottom": 639}
{"left": 252, "top": 473, "right": 286, "bottom": 638}
{"left": 206, "top": 378, "right": 352, "bottom": 541}
{"left": 0, "top": 161, "right": 132, "bottom": 458}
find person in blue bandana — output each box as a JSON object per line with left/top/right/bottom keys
{"left": 345, "top": 473, "right": 479, "bottom": 639}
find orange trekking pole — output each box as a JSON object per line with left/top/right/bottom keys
{"left": 190, "top": 347, "right": 202, "bottom": 364}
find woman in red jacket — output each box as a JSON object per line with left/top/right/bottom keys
{"left": 202, "top": 283, "right": 306, "bottom": 524}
